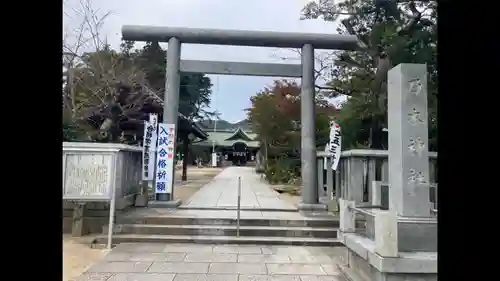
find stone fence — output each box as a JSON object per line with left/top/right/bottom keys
{"left": 316, "top": 149, "right": 437, "bottom": 210}
{"left": 62, "top": 142, "right": 142, "bottom": 235}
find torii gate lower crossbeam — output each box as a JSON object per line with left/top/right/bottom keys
{"left": 122, "top": 25, "right": 361, "bottom": 209}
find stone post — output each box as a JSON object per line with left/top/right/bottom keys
{"left": 371, "top": 181, "right": 382, "bottom": 206}
{"left": 338, "top": 199, "right": 355, "bottom": 233}
{"left": 373, "top": 210, "right": 398, "bottom": 257}
{"left": 159, "top": 37, "right": 182, "bottom": 202}
{"left": 337, "top": 64, "right": 437, "bottom": 281}
{"left": 299, "top": 43, "right": 325, "bottom": 211}
{"left": 387, "top": 63, "right": 431, "bottom": 217}
{"left": 71, "top": 202, "right": 86, "bottom": 237}
{"left": 346, "top": 157, "right": 365, "bottom": 203}
{"left": 149, "top": 37, "right": 182, "bottom": 208}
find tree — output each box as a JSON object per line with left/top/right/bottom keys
{"left": 62, "top": 0, "right": 215, "bottom": 145}
{"left": 133, "top": 41, "right": 215, "bottom": 122}
{"left": 132, "top": 41, "right": 215, "bottom": 180}
{"left": 247, "top": 80, "right": 336, "bottom": 183}
{"left": 301, "top": 0, "right": 437, "bottom": 150}
{"left": 63, "top": 0, "right": 154, "bottom": 143}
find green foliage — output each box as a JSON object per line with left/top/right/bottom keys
{"left": 264, "top": 157, "right": 300, "bottom": 185}
{"left": 62, "top": 103, "right": 89, "bottom": 142}
{"left": 133, "top": 41, "right": 215, "bottom": 121}
{"left": 63, "top": 119, "right": 85, "bottom": 141}
{"left": 248, "top": 80, "right": 336, "bottom": 156}
{"left": 248, "top": 80, "right": 337, "bottom": 184}
{"left": 302, "top": 0, "right": 437, "bottom": 151}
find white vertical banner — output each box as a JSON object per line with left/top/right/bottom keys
{"left": 155, "top": 123, "right": 176, "bottom": 194}
{"left": 328, "top": 121, "right": 342, "bottom": 170}
{"left": 142, "top": 114, "right": 158, "bottom": 180}
{"left": 149, "top": 114, "right": 158, "bottom": 129}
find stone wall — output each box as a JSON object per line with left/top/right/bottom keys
{"left": 62, "top": 194, "right": 136, "bottom": 235}
{"left": 344, "top": 248, "right": 438, "bottom": 281}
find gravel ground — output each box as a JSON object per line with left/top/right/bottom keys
{"left": 173, "top": 167, "right": 224, "bottom": 203}
{"left": 63, "top": 235, "right": 110, "bottom": 281}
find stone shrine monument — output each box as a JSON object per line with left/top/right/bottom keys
{"left": 338, "top": 64, "right": 437, "bottom": 281}
{"left": 121, "top": 25, "right": 360, "bottom": 208}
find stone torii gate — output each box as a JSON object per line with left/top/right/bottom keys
{"left": 122, "top": 25, "right": 437, "bottom": 281}
{"left": 122, "top": 25, "right": 360, "bottom": 209}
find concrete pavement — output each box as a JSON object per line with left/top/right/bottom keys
{"left": 76, "top": 243, "right": 344, "bottom": 281}
{"left": 75, "top": 167, "right": 346, "bottom": 280}
{"left": 182, "top": 167, "right": 296, "bottom": 211}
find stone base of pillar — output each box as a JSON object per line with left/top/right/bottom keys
{"left": 318, "top": 197, "right": 339, "bottom": 213}
{"left": 338, "top": 232, "right": 437, "bottom": 281}
{"left": 148, "top": 199, "right": 182, "bottom": 208}
{"left": 326, "top": 199, "right": 339, "bottom": 213}
{"left": 361, "top": 216, "right": 437, "bottom": 252}
{"left": 396, "top": 217, "right": 437, "bottom": 252}
{"left": 297, "top": 202, "right": 327, "bottom": 211}
{"left": 318, "top": 196, "right": 330, "bottom": 205}
{"left": 337, "top": 199, "right": 437, "bottom": 281}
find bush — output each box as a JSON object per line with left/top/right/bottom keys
{"left": 264, "top": 157, "right": 300, "bottom": 184}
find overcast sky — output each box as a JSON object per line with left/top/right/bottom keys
{"left": 63, "top": 0, "right": 347, "bottom": 123}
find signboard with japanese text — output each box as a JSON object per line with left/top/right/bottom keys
{"left": 63, "top": 153, "right": 113, "bottom": 201}
{"left": 142, "top": 114, "right": 158, "bottom": 180}
{"left": 155, "top": 123, "right": 176, "bottom": 194}
{"left": 328, "top": 121, "right": 342, "bottom": 170}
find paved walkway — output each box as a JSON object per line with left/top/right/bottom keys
{"left": 182, "top": 167, "right": 296, "bottom": 211}
{"left": 76, "top": 243, "right": 345, "bottom": 281}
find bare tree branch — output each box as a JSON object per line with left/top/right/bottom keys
{"left": 396, "top": 1, "right": 423, "bottom": 36}
{"left": 315, "top": 84, "right": 353, "bottom": 97}
{"left": 269, "top": 48, "right": 339, "bottom": 97}
{"left": 63, "top": 0, "right": 152, "bottom": 143}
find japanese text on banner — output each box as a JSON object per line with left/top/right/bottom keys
{"left": 142, "top": 114, "right": 158, "bottom": 180}
{"left": 155, "top": 123, "right": 176, "bottom": 194}
{"left": 328, "top": 121, "right": 342, "bottom": 170}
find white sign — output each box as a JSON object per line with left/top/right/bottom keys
{"left": 63, "top": 154, "right": 113, "bottom": 200}
{"left": 149, "top": 114, "right": 158, "bottom": 129}
{"left": 328, "top": 121, "right": 342, "bottom": 170}
{"left": 211, "top": 152, "right": 217, "bottom": 167}
{"left": 142, "top": 114, "right": 158, "bottom": 180}
{"left": 155, "top": 123, "right": 176, "bottom": 194}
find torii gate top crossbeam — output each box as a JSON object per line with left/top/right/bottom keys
{"left": 122, "top": 25, "right": 361, "bottom": 50}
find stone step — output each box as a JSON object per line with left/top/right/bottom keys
{"left": 337, "top": 263, "right": 370, "bottom": 281}
{"left": 103, "top": 224, "right": 338, "bottom": 238}
{"left": 118, "top": 216, "right": 340, "bottom": 228}
{"left": 177, "top": 206, "right": 298, "bottom": 212}
{"left": 91, "top": 234, "right": 343, "bottom": 247}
